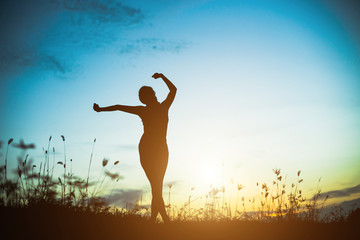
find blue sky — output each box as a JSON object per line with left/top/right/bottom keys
{"left": 1, "top": 0, "right": 359, "bottom": 207}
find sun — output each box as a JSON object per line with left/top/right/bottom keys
{"left": 199, "top": 164, "right": 223, "bottom": 187}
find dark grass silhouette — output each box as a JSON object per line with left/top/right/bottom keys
{"left": 93, "top": 72, "right": 176, "bottom": 223}
{"left": 1, "top": 138, "right": 360, "bottom": 239}
{"left": 1, "top": 205, "right": 359, "bottom": 239}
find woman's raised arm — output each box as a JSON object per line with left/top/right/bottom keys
{"left": 93, "top": 103, "right": 143, "bottom": 115}
{"left": 152, "top": 73, "right": 177, "bottom": 108}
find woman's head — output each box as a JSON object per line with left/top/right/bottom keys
{"left": 139, "top": 86, "right": 158, "bottom": 105}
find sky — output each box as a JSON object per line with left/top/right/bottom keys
{"left": 0, "top": 0, "right": 359, "bottom": 208}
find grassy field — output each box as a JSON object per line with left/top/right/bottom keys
{"left": 1, "top": 137, "right": 359, "bottom": 239}
{"left": 2, "top": 205, "right": 359, "bottom": 239}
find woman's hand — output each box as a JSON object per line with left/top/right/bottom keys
{"left": 93, "top": 103, "right": 101, "bottom": 112}
{"left": 152, "top": 73, "right": 163, "bottom": 79}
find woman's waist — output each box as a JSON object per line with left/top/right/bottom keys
{"left": 140, "top": 133, "right": 167, "bottom": 141}
{"left": 140, "top": 133, "right": 166, "bottom": 144}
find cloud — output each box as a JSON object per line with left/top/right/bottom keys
{"left": 52, "top": 0, "right": 143, "bottom": 25}
{"left": 46, "top": 0, "right": 144, "bottom": 50}
{"left": 105, "top": 189, "right": 143, "bottom": 207}
{"left": 0, "top": 0, "right": 144, "bottom": 77}
{"left": 316, "top": 184, "right": 360, "bottom": 199}
{"left": 116, "top": 144, "right": 138, "bottom": 150}
{"left": 119, "top": 38, "right": 188, "bottom": 54}
{"left": 39, "top": 55, "right": 69, "bottom": 74}
{"left": 321, "top": 197, "right": 360, "bottom": 217}
{"left": 340, "top": 197, "right": 360, "bottom": 209}
{"left": 1, "top": 1, "right": 189, "bottom": 78}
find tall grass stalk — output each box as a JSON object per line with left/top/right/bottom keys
{"left": 51, "top": 147, "right": 55, "bottom": 179}
{"left": 93, "top": 159, "right": 116, "bottom": 196}
{"left": 47, "top": 136, "right": 51, "bottom": 175}
{"left": 5, "top": 138, "right": 13, "bottom": 182}
{"left": 86, "top": 138, "right": 96, "bottom": 195}
{"left": 61, "top": 135, "right": 66, "bottom": 203}
{"left": 107, "top": 178, "right": 120, "bottom": 203}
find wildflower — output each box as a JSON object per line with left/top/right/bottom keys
{"left": 273, "top": 168, "right": 281, "bottom": 176}
{"left": 104, "top": 170, "right": 122, "bottom": 180}
{"left": 23, "top": 154, "right": 29, "bottom": 166}
{"left": 211, "top": 188, "right": 219, "bottom": 196}
{"left": 102, "top": 158, "right": 109, "bottom": 167}
{"left": 237, "top": 184, "right": 244, "bottom": 191}
{"left": 61, "top": 135, "right": 65, "bottom": 141}
{"left": 297, "top": 170, "right": 301, "bottom": 176}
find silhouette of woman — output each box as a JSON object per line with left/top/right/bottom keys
{"left": 93, "top": 73, "right": 176, "bottom": 223}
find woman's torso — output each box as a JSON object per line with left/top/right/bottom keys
{"left": 139, "top": 103, "right": 169, "bottom": 144}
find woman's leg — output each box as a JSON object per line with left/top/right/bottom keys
{"left": 150, "top": 179, "right": 169, "bottom": 223}
{"left": 158, "top": 145, "right": 170, "bottom": 222}
{"left": 147, "top": 156, "right": 169, "bottom": 222}
{"left": 139, "top": 141, "right": 169, "bottom": 222}
{"left": 149, "top": 180, "right": 161, "bottom": 221}
{"left": 140, "top": 161, "right": 165, "bottom": 222}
